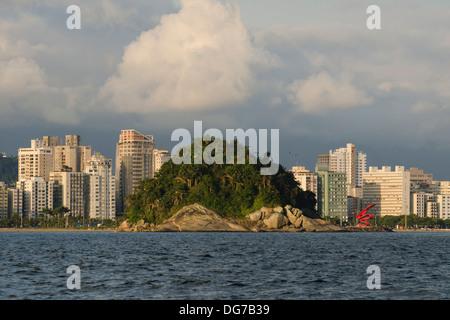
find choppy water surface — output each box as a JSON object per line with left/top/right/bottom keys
{"left": 0, "top": 232, "right": 448, "bottom": 299}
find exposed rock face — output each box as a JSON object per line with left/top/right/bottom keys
{"left": 243, "top": 205, "right": 345, "bottom": 232}
{"left": 155, "top": 203, "right": 249, "bottom": 232}
{"left": 116, "top": 203, "right": 346, "bottom": 232}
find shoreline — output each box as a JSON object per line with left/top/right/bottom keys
{"left": 0, "top": 227, "right": 449, "bottom": 233}
{"left": 0, "top": 228, "right": 116, "bottom": 232}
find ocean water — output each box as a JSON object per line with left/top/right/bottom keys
{"left": 0, "top": 232, "right": 448, "bottom": 300}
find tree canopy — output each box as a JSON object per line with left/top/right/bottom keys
{"left": 124, "top": 139, "right": 316, "bottom": 224}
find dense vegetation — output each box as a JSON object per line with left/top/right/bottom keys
{"left": 0, "top": 156, "right": 18, "bottom": 186}
{"left": 124, "top": 139, "right": 316, "bottom": 224}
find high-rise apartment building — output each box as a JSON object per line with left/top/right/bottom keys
{"left": 411, "top": 192, "right": 436, "bottom": 218}
{"left": 115, "top": 130, "right": 155, "bottom": 213}
{"left": 315, "top": 167, "right": 348, "bottom": 221}
{"left": 0, "top": 182, "right": 8, "bottom": 219}
{"left": 18, "top": 135, "right": 92, "bottom": 181}
{"left": 16, "top": 177, "right": 59, "bottom": 218}
{"left": 329, "top": 143, "right": 367, "bottom": 192}
{"left": 50, "top": 172, "right": 90, "bottom": 218}
{"left": 362, "top": 166, "right": 410, "bottom": 217}
{"left": 8, "top": 188, "right": 24, "bottom": 217}
{"left": 53, "top": 135, "right": 92, "bottom": 173}
{"left": 152, "top": 148, "right": 171, "bottom": 176}
{"left": 85, "top": 152, "right": 116, "bottom": 220}
{"left": 407, "top": 167, "right": 433, "bottom": 185}
{"left": 316, "top": 155, "right": 330, "bottom": 170}
{"left": 290, "top": 166, "right": 318, "bottom": 195}
{"left": 18, "top": 139, "right": 53, "bottom": 181}
{"left": 436, "top": 195, "right": 450, "bottom": 220}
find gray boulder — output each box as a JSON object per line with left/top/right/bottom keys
{"left": 263, "top": 212, "right": 289, "bottom": 229}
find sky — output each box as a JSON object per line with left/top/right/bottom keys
{"left": 1, "top": 0, "right": 450, "bottom": 179}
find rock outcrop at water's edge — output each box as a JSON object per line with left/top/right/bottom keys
{"left": 116, "top": 203, "right": 347, "bottom": 232}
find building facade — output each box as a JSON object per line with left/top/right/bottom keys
{"left": 16, "top": 177, "right": 59, "bottom": 218}
{"left": 436, "top": 195, "right": 450, "bottom": 220}
{"left": 329, "top": 142, "right": 367, "bottom": 193}
{"left": 362, "top": 166, "right": 410, "bottom": 217}
{"left": 152, "top": 148, "right": 171, "bottom": 176}
{"left": 316, "top": 167, "right": 348, "bottom": 221}
{"left": 18, "top": 139, "right": 53, "bottom": 181}
{"left": 50, "top": 172, "right": 90, "bottom": 218}
{"left": 115, "top": 129, "right": 154, "bottom": 213}
{"left": 290, "top": 166, "right": 318, "bottom": 195}
{"left": 411, "top": 192, "right": 436, "bottom": 218}
{"left": 52, "top": 135, "right": 92, "bottom": 173}
{"left": 0, "top": 182, "right": 8, "bottom": 219}
{"left": 85, "top": 152, "right": 116, "bottom": 220}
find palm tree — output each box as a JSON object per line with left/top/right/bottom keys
{"left": 54, "top": 206, "right": 70, "bottom": 228}
{"left": 41, "top": 208, "right": 53, "bottom": 228}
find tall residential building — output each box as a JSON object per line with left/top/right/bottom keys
{"left": 362, "top": 166, "right": 410, "bottom": 217}
{"left": 85, "top": 152, "right": 116, "bottom": 220}
{"left": 42, "top": 136, "right": 59, "bottom": 148}
{"left": 52, "top": 135, "right": 92, "bottom": 173}
{"left": 152, "top": 148, "right": 171, "bottom": 176}
{"left": 115, "top": 129, "right": 155, "bottom": 213}
{"left": 316, "top": 155, "right": 330, "bottom": 170}
{"left": 407, "top": 167, "right": 433, "bottom": 185}
{"left": 329, "top": 143, "right": 367, "bottom": 193}
{"left": 18, "top": 139, "right": 53, "bottom": 181}
{"left": 0, "top": 182, "right": 8, "bottom": 219}
{"left": 411, "top": 193, "right": 436, "bottom": 217}
{"left": 315, "top": 167, "right": 348, "bottom": 221}
{"left": 290, "top": 166, "right": 318, "bottom": 195}
{"left": 50, "top": 172, "right": 90, "bottom": 218}
{"left": 432, "top": 181, "right": 450, "bottom": 195}
{"left": 16, "top": 177, "right": 59, "bottom": 218}
{"left": 8, "top": 188, "right": 24, "bottom": 217}
{"left": 436, "top": 195, "right": 450, "bottom": 220}
{"left": 18, "top": 135, "right": 92, "bottom": 181}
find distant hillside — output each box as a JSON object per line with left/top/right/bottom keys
{"left": 124, "top": 139, "right": 316, "bottom": 224}
{"left": 0, "top": 156, "right": 18, "bottom": 186}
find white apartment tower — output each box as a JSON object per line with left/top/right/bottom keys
{"left": 115, "top": 130, "right": 155, "bottom": 213}
{"left": 18, "top": 139, "right": 53, "bottom": 181}
{"left": 85, "top": 152, "right": 116, "bottom": 220}
{"left": 16, "top": 177, "right": 58, "bottom": 218}
{"left": 18, "top": 135, "right": 92, "bottom": 182}
{"left": 329, "top": 143, "right": 367, "bottom": 192}
{"left": 362, "top": 166, "right": 411, "bottom": 217}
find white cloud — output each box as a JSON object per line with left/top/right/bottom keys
{"left": 100, "top": 0, "right": 277, "bottom": 113}
{"left": 288, "top": 71, "right": 373, "bottom": 114}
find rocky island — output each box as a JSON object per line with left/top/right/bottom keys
{"left": 118, "top": 140, "right": 392, "bottom": 233}
{"left": 117, "top": 203, "right": 346, "bottom": 232}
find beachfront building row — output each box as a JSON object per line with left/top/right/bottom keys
{"left": 4, "top": 130, "right": 170, "bottom": 220}
{"left": 290, "top": 142, "right": 450, "bottom": 221}
{"left": 291, "top": 163, "right": 450, "bottom": 221}
{"left": 6, "top": 152, "right": 116, "bottom": 220}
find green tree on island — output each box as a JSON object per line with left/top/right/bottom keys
{"left": 123, "top": 138, "right": 316, "bottom": 224}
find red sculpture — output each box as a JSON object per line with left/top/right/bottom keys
{"left": 356, "top": 204, "right": 376, "bottom": 226}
